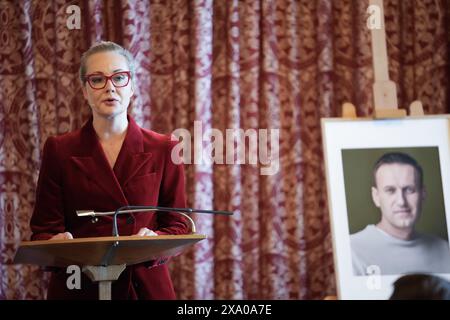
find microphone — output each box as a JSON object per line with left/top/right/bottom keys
{"left": 76, "top": 205, "right": 233, "bottom": 237}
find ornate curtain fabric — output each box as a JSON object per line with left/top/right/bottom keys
{"left": 0, "top": 0, "right": 449, "bottom": 299}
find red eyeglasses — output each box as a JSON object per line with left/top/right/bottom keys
{"left": 85, "top": 71, "right": 132, "bottom": 90}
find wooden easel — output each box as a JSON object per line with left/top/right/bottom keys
{"left": 342, "top": 0, "right": 424, "bottom": 119}
{"left": 326, "top": 0, "right": 425, "bottom": 301}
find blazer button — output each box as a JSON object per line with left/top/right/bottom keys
{"left": 126, "top": 216, "right": 134, "bottom": 225}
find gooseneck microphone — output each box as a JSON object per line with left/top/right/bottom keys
{"left": 76, "top": 205, "right": 233, "bottom": 237}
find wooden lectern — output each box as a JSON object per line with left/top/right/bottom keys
{"left": 13, "top": 234, "right": 206, "bottom": 300}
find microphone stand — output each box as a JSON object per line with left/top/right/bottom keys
{"left": 76, "top": 205, "right": 233, "bottom": 237}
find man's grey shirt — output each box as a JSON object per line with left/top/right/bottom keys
{"left": 351, "top": 224, "right": 450, "bottom": 275}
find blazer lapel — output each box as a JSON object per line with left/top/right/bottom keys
{"left": 113, "top": 116, "right": 154, "bottom": 187}
{"left": 70, "top": 117, "right": 129, "bottom": 206}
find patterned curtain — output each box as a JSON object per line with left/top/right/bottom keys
{"left": 0, "top": 0, "right": 449, "bottom": 299}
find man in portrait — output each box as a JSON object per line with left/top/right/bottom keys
{"left": 350, "top": 152, "right": 450, "bottom": 276}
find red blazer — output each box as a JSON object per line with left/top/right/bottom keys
{"left": 30, "top": 116, "right": 189, "bottom": 300}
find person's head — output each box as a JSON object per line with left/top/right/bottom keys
{"left": 390, "top": 273, "right": 450, "bottom": 300}
{"left": 371, "top": 152, "right": 425, "bottom": 232}
{"left": 79, "top": 41, "right": 135, "bottom": 119}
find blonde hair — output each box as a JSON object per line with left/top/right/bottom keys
{"left": 79, "top": 41, "right": 136, "bottom": 85}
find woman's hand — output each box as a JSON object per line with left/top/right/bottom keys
{"left": 49, "top": 232, "right": 73, "bottom": 240}
{"left": 135, "top": 228, "right": 157, "bottom": 236}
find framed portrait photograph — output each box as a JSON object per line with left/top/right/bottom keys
{"left": 321, "top": 115, "right": 450, "bottom": 299}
